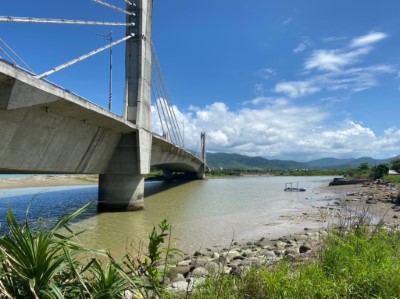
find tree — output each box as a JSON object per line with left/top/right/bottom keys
{"left": 358, "top": 163, "right": 370, "bottom": 171}
{"left": 370, "top": 164, "right": 389, "bottom": 180}
{"left": 391, "top": 158, "right": 400, "bottom": 173}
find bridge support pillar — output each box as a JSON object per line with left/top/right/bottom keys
{"left": 98, "top": 174, "right": 144, "bottom": 212}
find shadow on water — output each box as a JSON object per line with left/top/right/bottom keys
{"left": 0, "top": 179, "right": 198, "bottom": 235}
{"left": 144, "top": 179, "right": 195, "bottom": 197}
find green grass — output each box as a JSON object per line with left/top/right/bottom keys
{"left": 187, "top": 227, "right": 400, "bottom": 299}
{"left": 383, "top": 174, "right": 400, "bottom": 184}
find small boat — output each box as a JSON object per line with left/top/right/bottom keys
{"left": 284, "top": 182, "right": 306, "bottom": 192}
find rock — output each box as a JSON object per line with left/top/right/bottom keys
{"left": 233, "top": 255, "right": 245, "bottom": 261}
{"left": 242, "top": 251, "right": 257, "bottom": 258}
{"left": 187, "top": 277, "right": 206, "bottom": 290}
{"left": 168, "top": 265, "right": 190, "bottom": 279}
{"left": 242, "top": 249, "right": 253, "bottom": 256}
{"left": 284, "top": 248, "right": 299, "bottom": 256}
{"left": 192, "top": 267, "right": 209, "bottom": 277}
{"left": 171, "top": 281, "right": 189, "bottom": 292}
{"left": 223, "top": 250, "right": 241, "bottom": 261}
{"left": 285, "top": 254, "right": 296, "bottom": 261}
{"left": 124, "top": 289, "right": 144, "bottom": 299}
{"left": 299, "top": 243, "right": 312, "bottom": 254}
{"left": 171, "top": 273, "right": 186, "bottom": 283}
{"left": 177, "top": 260, "right": 191, "bottom": 267}
{"left": 204, "top": 261, "right": 219, "bottom": 273}
{"left": 212, "top": 255, "right": 228, "bottom": 265}
{"left": 273, "top": 250, "right": 283, "bottom": 258}
{"left": 212, "top": 252, "right": 220, "bottom": 259}
{"left": 193, "top": 251, "right": 202, "bottom": 257}
{"left": 162, "top": 277, "right": 171, "bottom": 285}
{"left": 274, "top": 241, "right": 287, "bottom": 250}
{"left": 192, "top": 257, "right": 210, "bottom": 267}
{"left": 230, "top": 265, "right": 242, "bottom": 276}
{"left": 262, "top": 245, "right": 272, "bottom": 250}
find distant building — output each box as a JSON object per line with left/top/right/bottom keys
{"left": 389, "top": 170, "right": 399, "bottom": 175}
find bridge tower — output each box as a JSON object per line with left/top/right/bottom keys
{"left": 98, "top": 0, "right": 153, "bottom": 211}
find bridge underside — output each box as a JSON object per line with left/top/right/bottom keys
{"left": 0, "top": 61, "right": 206, "bottom": 210}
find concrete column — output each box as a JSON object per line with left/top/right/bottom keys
{"left": 98, "top": 174, "right": 144, "bottom": 211}
{"left": 98, "top": 0, "right": 153, "bottom": 212}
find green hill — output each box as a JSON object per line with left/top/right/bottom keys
{"left": 206, "top": 152, "right": 399, "bottom": 170}
{"left": 206, "top": 153, "right": 307, "bottom": 170}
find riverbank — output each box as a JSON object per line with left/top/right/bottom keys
{"left": 0, "top": 175, "right": 98, "bottom": 189}
{"left": 165, "top": 181, "right": 400, "bottom": 293}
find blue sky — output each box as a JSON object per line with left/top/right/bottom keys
{"left": 1, "top": 0, "right": 400, "bottom": 161}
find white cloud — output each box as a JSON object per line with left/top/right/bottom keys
{"left": 350, "top": 32, "right": 388, "bottom": 48}
{"left": 305, "top": 47, "right": 371, "bottom": 72}
{"left": 257, "top": 68, "right": 276, "bottom": 79}
{"left": 151, "top": 101, "right": 400, "bottom": 161}
{"left": 150, "top": 31, "right": 398, "bottom": 162}
{"left": 283, "top": 18, "right": 293, "bottom": 25}
{"left": 293, "top": 36, "right": 313, "bottom": 53}
{"left": 274, "top": 80, "right": 320, "bottom": 98}
{"left": 305, "top": 31, "right": 387, "bottom": 73}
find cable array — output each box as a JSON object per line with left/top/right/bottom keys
{"left": 151, "top": 41, "right": 184, "bottom": 148}
{"left": 0, "top": 38, "right": 35, "bottom": 74}
{"left": 1, "top": 0, "right": 191, "bottom": 152}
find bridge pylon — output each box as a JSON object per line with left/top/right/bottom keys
{"left": 98, "top": 0, "right": 153, "bottom": 211}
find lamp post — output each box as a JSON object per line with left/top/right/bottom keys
{"left": 97, "top": 31, "right": 113, "bottom": 111}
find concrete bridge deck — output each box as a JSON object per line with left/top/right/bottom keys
{"left": 0, "top": 60, "right": 205, "bottom": 175}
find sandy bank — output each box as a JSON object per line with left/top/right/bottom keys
{"left": 0, "top": 175, "right": 98, "bottom": 189}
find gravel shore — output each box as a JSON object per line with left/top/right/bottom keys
{"left": 165, "top": 181, "right": 400, "bottom": 292}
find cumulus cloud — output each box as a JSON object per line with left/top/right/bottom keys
{"left": 151, "top": 100, "right": 400, "bottom": 161}
{"left": 150, "top": 31, "right": 398, "bottom": 161}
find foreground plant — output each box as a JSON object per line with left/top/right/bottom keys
{"left": 0, "top": 204, "right": 91, "bottom": 298}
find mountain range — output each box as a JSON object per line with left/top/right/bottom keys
{"left": 206, "top": 152, "right": 398, "bottom": 170}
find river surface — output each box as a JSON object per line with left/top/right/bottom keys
{"left": 0, "top": 176, "right": 336, "bottom": 256}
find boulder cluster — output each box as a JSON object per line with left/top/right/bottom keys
{"left": 165, "top": 230, "right": 327, "bottom": 292}
{"left": 342, "top": 182, "right": 400, "bottom": 210}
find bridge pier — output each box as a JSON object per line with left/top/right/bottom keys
{"left": 98, "top": 174, "right": 144, "bottom": 211}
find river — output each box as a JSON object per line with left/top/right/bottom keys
{"left": 0, "top": 176, "right": 336, "bottom": 256}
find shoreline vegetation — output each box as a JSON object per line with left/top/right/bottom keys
{"left": 1, "top": 170, "right": 400, "bottom": 297}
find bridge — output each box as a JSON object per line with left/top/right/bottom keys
{"left": 0, "top": 0, "right": 207, "bottom": 211}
